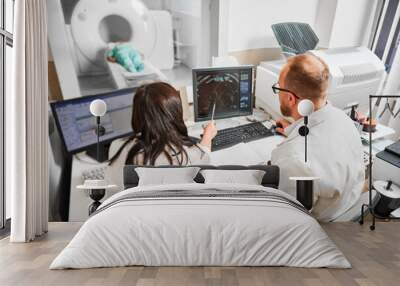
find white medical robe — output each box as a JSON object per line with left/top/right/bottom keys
{"left": 271, "top": 103, "right": 365, "bottom": 221}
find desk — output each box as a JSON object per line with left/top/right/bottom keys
{"left": 187, "top": 115, "right": 284, "bottom": 165}
{"left": 68, "top": 110, "right": 284, "bottom": 222}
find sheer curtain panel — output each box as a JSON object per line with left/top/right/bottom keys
{"left": 7, "top": 0, "right": 48, "bottom": 242}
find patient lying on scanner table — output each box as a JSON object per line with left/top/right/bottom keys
{"left": 106, "top": 43, "right": 145, "bottom": 73}
{"left": 269, "top": 54, "right": 366, "bottom": 222}
{"left": 105, "top": 82, "right": 217, "bottom": 189}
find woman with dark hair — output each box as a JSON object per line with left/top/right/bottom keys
{"left": 106, "top": 82, "right": 216, "bottom": 187}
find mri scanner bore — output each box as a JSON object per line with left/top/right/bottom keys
{"left": 69, "top": 0, "right": 172, "bottom": 72}
{"left": 48, "top": 0, "right": 174, "bottom": 97}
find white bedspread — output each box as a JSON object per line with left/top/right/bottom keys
{"left": 50, "top": 183, "right": 350, "bottom": 269}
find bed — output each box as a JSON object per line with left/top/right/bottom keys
{"left": 50, "top": 165, "right": 350, "bottom": 269}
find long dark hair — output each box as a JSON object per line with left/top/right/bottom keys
{"left": 109, "top": 82, "right": 195, "bottom": 165}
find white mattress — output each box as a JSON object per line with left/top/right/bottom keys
{"left": 50, "top": 183, "right": 350, "bottom": 269}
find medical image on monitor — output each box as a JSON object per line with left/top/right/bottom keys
{"left": 194, "top": 67, "right": 253, "bottom": 121}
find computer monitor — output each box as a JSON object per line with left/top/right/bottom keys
{"left": 50, "top": 88, "right": 136, "bottom": 154}
{"left": 192, "top": 66, "right": 254, "bottom": 122}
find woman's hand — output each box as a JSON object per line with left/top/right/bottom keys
{"left": 200, "top": 122, "right": 218, "bottom": 149}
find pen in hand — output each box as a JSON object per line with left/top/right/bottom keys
{"left": 211, "top": 101, "right": 216, "bottom": 123}
{"left": 199, "top": 102, "right": 218, "bottom": 149}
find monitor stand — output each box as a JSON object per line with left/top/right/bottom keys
{"left": 86, "top": 143, "right": 110, "bottom": 163}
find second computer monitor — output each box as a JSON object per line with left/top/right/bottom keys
{"left": 50, "top": 88, "right": 136, "bottom": 154}
{"left": 193, "top": 66, "right": 254, "bottom": 122}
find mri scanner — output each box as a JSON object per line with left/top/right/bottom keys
{"left": 47, "top": 0, "right": 174, "bottom": 98}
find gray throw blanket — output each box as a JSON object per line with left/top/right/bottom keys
{"left": 91, "top": 189, "right": 309, "bottom": 217}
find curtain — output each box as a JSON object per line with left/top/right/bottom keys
{"left": 7, "top": 0, "right": 49, "bottom": 242}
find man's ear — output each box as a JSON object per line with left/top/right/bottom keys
{"left": 288, "top": 93, "right": 297, "bottom": 106}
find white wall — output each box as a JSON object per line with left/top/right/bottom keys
{"left": 219, "top": 0, "right": 378, "bottom": 54}
{"left": 223, "top": 0, "right": 320, "bottom": 53}
{"left": 148, "top": 0, "right": 377, "bottom": 65}
{"left": 314, "top": 0, "right": 338, "bottom": 48}
{"left": 164, "top": 0, "right": 202, "bottom": 16}
{"left": 132, "top": 0, "right": 210, "bottom": 67}
{"left": 328, "top": 0, "right": 377, "bottom": 48}
{"left": 141, "top": 0, "right": 164, "bottom": 10}
{"left": 164, "top": 0, "right": 212, "bottom": 67}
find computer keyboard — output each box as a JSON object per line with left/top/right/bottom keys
{"left": 212, "top": 122, "right": 274, "bottom": 151}
{"left": 82, "top": 166, "right": 107, "bottom": 180}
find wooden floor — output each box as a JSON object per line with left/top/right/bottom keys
{"left": 0, "top": 222, "right": 399, "bottom": 286}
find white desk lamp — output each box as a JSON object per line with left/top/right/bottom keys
{"left": 297, "top": 99, "right": 314, "bottom": 162}
{"left": 89, "top": 99, "right": 107, "bottom": 162}
{"left": 77, "top": 100, "right": 115, "bottom": 215}
{"left": 290, "top": 99, "right": 319, "bottom": 211}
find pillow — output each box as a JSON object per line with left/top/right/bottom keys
{"left": 123, "top": 165, "right": 280, "bottom": 189}
{"left": 200, "top": 169, "right": 266, "bottom": 185}
{"left": 135, "top": 167, "right": 201, "bottom": 186}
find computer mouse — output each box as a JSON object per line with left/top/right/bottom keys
{"left": 271, "top": 121, "right": 285, "bottom": 136}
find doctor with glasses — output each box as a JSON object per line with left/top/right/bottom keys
{"left": 269, "top": 54, "right": 366, "bottom": 222}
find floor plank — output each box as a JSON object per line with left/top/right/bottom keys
{"left": 0, "top": 222, "right": 399, "bottom": 286}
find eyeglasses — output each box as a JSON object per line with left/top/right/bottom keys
{"left": 272, "top": 83, "right": 300, "bottom": 99}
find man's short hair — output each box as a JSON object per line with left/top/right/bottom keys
{"left": 284, "top": 54, "right": 330, "bottom": 101}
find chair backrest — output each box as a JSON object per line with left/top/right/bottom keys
{"left": 271, "top": 22, "right": 319, "bottom": 56}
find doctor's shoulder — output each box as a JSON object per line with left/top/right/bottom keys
{"left": 329, "top": 105, "right": 355, "bottom": 124}
{"left": 330, "top": 106, "right": 364, "bottom": 136}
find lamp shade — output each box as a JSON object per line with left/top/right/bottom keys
{"left": 298, "top": 99, "right": 314, "bottom": 117}
{"left": 90, "top": 99, "right": 107, "bottom": 117}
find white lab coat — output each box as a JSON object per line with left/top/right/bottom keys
{"left": 271, "top": 103, "right": 365, "bottom": 222}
